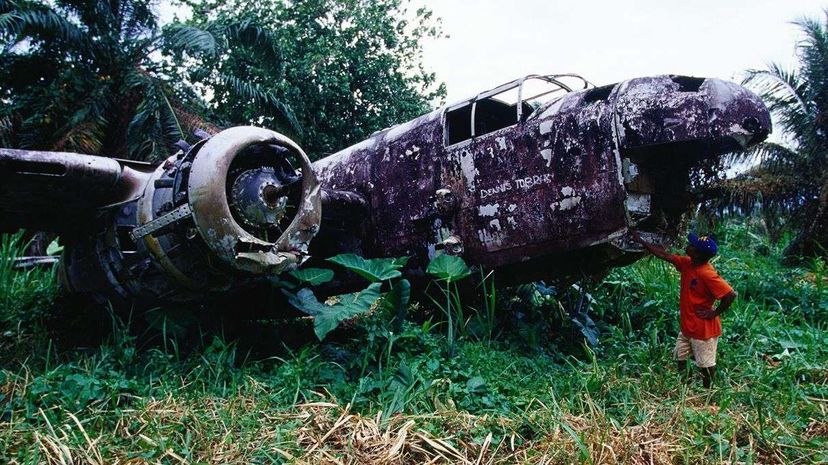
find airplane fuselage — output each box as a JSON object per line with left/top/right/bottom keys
{"left": 311, "top": 74, "right": 769, "bottom": 286}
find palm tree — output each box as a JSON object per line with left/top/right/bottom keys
{"left": 162, "top": 16, "right": 301, "bottom": 140}
{"left": 0, "top": 0, "right": 211, "bottom": 159}
{"left": 177, "top": 0, "right": 445, "bottom": 159}
{"left": 0, "top": 0, "right": 302, "bottom": 160}
{"left": 716, "top": 13, "right": 828, "bottom": 259}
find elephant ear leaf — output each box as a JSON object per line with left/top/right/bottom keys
{"left": 382, "top": 278, "right": 411, "bottom": 330}
{"left": 289, "top": 267, "right": 334, "bottom": 286}
{"left": 426, "top": 253, "right": 470, "bottom": 283}
{"left": 284, "top": 288, "right": 326, "bottom": 316}
{"left": 326, "top": 253, "right": 405, "bottom": 282}
{"left": 312, "top": 283, "right": 384, "bottom": 340}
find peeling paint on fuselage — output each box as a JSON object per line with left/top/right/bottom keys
{"left": 310, "top": 74, "right": 771, "bottom": 287}
{"left": 312, "top": 80, "right": 629, "bottom": 280}
{"left": 478, "top": 203, "right": 500, "bottom": 217}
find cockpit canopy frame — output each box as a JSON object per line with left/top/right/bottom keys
{"left": 444, "top": 74, "right": 591, "bottom": 146}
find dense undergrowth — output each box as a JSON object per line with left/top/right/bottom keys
{"left": 0, "top": 221, "right": 826, "bottom": 464}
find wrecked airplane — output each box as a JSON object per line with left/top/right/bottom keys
{"left": 0, "top": 74, "right": 770, "bottom": 311}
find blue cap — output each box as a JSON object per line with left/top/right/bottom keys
{"left": 688, "top": 233, "right": 718, "bottom": 256}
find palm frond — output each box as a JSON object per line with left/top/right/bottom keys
{"left": 216, "top": 72, "right": 300, "bottom": 135}
{"left": 126, "top": 88, "right": 160, "bottom": 160}
{"left": 705, "top": 169, "right": 808, "bottom": 220}
{"left": 163, "top": 23, "right": 218, "bottom": 56}
{"left": 725, "top": 141, "right": 801, "bottom": 172}
{"left": 744, "top": 66, "right": 814, "bottom": 142}
{"left": 118, "top": 0, "right": 157, "bottom": 39}
{"left": 221, "top": 18, "right": 283, "bottom": 64}
{"left": 0, "top": 3, "right": 89, "bottom": 50}
{"left": 126, "top": 75, "right": 194, "bottom": 160}
{"left": 172, "top": 103, "right": 220, "bottom": 137}
{"left": 51, "top": 119, "right": 106, "bottom": 153}
{"left": 0, "top": 114, "right": 14, "bottom": 146}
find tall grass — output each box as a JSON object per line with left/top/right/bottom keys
{"left": 0, "top": 220, "right": 825, "bottom": 463}
{"left": 0, "top": 232, "right": 56, "bottom": 328}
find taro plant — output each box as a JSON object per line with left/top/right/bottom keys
{"left": 284, "top": 254, "right": 410, "bottom": 340}
{"left": 426, "top": 252, "right": 471, "bottom": 357}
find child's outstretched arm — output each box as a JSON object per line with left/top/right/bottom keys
{"left": 630, "top": 230, "right": 673, "bottom": 262}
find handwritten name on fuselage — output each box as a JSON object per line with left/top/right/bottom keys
{"left": 479, "top": 173, "right": 552, "bottom": 199}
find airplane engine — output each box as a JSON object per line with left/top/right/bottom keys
{"left": 59, "top": 127, "right": 321, "bottom": 305}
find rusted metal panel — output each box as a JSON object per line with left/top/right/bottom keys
{"left": 310, "top": 74, "right": 771, "bottom": 288}
{"left": 614, "top": 76, "right": 770, "bottom": 151}
{"left": 368, "top": 112, "right": 443, "bottom": 258}
{"left": 445, "top": 93, "right": 626, "bottom": 270}
{"left": 186, "top": 127, "right": 320, "bottom": 274}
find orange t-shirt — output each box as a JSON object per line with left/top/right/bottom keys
{"left": 669, "top": 255, "right": 734, "bottom": 340}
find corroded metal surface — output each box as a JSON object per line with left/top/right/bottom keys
{"left": 3, "top": 127, "right": 322, "bottom": 308}
{"left": 0, "top": 149, "right": 154, "bottom": 232}
{"left": 313, "top": 74, "right": 770, "bottom": 287}
{"left": 187, "top": 126, "right": 320, "bottom": 274}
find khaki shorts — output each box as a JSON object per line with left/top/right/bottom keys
{"left": 673, "top": 333, "right": 718, "bottom": 368}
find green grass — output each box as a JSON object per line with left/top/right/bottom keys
{"left": 1, "top": 221, "right": 826, "bottom": 464}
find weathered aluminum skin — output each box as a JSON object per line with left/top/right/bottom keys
{"left": 1, "top": 128, "right": 322, "bottom": 307}
{"left": 0, "top": 149, "right": 154, "bottom": 232}
{"left": 313, "top": 74, "right": 770, "bottom": 286}
{"left": 187, "top": 127, "right": 321, "bottom": 275}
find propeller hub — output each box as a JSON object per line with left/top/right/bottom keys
{"left": 230, "top": 167, "right": 290, "bottom": 232}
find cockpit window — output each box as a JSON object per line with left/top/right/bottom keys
{"left": 446, "top": 104, "right": 472, "bottom": 145}
{"left": 445, "top": 82, "right": 523, "bottom": 145}
{"left": 474, "top": 85, "right": 526, "bottom": 138}
{"left": 444, "top": 75, "right": 590, "bottom": 146}
{"left": 520, "top": 77, "right": 571, "bottom": 114}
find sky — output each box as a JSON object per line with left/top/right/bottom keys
{"left": 416, "top": 0, "right": 826, "bottom": 103}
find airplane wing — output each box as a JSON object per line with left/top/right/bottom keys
{"left": 0, "top": 149, "right": 156, "bottom": 234}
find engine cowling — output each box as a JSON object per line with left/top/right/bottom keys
{"left": 62, "top": 127, "right": 321, "bottom": 305}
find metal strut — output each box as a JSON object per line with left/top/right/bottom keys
{"left": 129, "top": 203, "right": 192, "bottom": 241}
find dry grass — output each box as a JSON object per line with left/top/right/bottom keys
{"left": 286, "top": 401, "right": 684, "bottom": 465}
{"left": 2, "top": 347, "right": 821, "bottom": 465}
{"left": 1, "top": 223, "right": 824, "bottom": 465}
{"left": 4, "top": 388, "right": 784, "bottom": 465}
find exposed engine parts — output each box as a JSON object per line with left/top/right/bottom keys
{"left": 2, "top": 127, "right": 320, "bottom": 306}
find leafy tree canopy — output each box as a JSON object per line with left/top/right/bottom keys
{"left": 177, "top": 0, "right": 446, "bottom": 158}
{"left": 1, "top": 0, "right": 443, "bottom": 161}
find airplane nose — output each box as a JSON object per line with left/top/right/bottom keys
{"left": 614, "top": 75, "right": 771, "bottom": 154}
{"left": 703, "top": 77, "right": 770, "bottom": 147}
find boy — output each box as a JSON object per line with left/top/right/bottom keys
{"left": 631, "top": 231, "right": 737, "bottom": 387}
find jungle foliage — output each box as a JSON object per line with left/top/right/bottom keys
{"left": 0, "top": 0, "right": 210, "bottom": 160}
{"left": 176, "top": 0, "right": 445, "bottom": 158}
{"left": 0, "top": 2, "right": 826, "bottom": 463}
{"left": 0, "top": 0, "right": 444, "bottom": 160}
{"left": 713, "top": 11, "right": 828, "bottom": 259}
{"left": 0, "top": 220, "right": 825, "bottom": 464}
